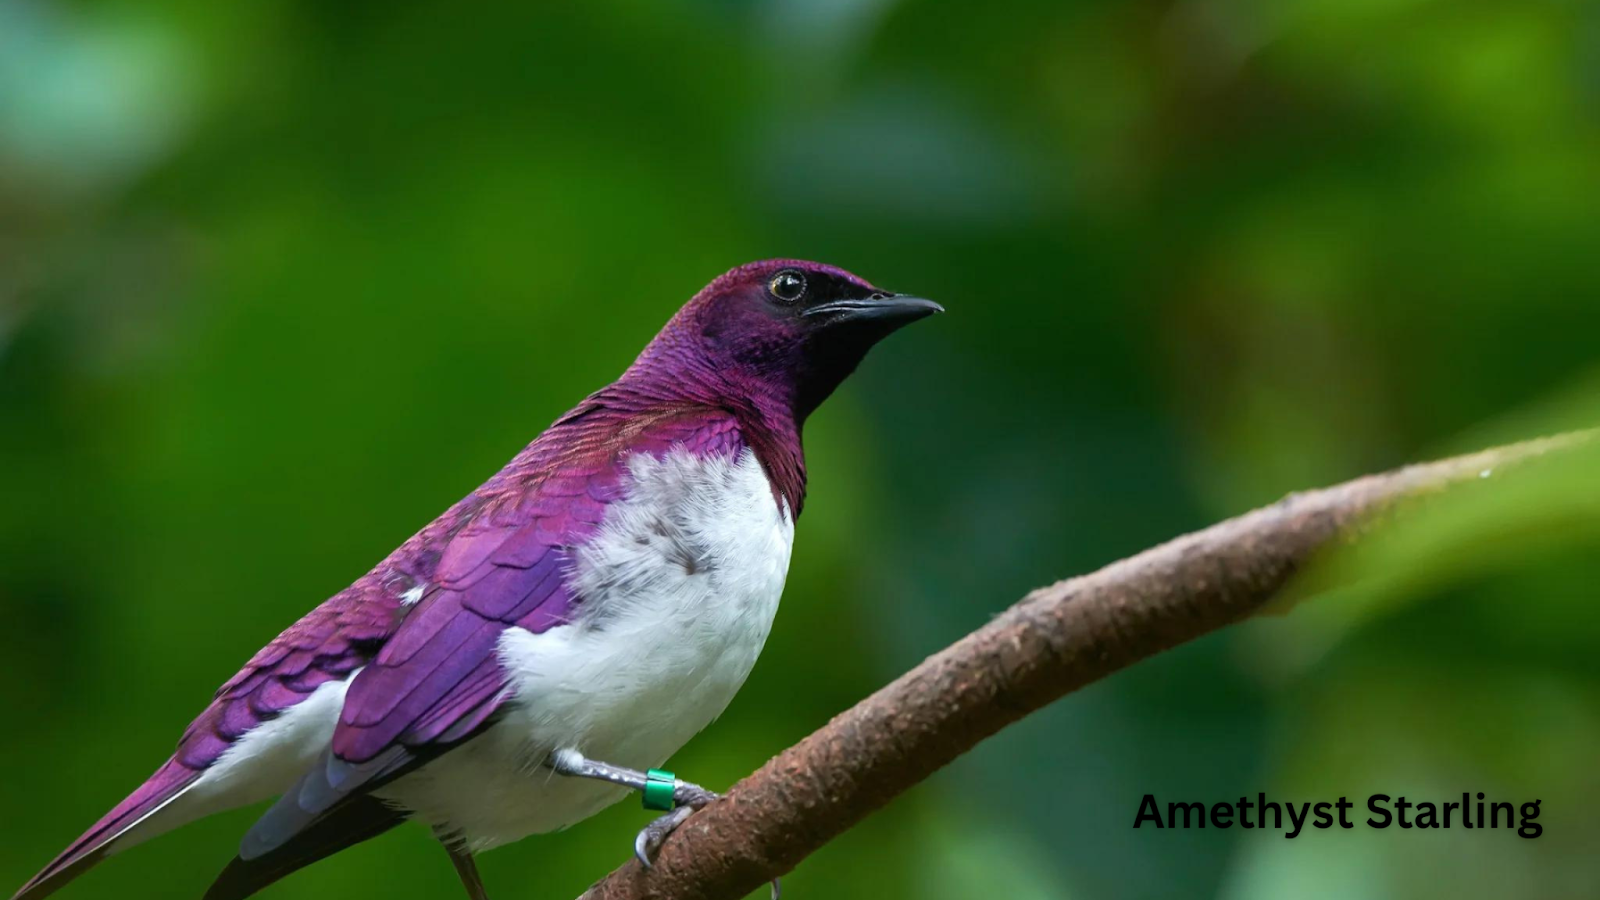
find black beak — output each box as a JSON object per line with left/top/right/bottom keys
{"left": 803, "top": 293, "right": 945, "bottom": 325}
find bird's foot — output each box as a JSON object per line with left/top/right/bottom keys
{"left": 633, "top": 787, "right": 784, "bottom": 890}
{"left": 632, "top": 784, "right": 779, "bottom": 900}
{"left": 633, "top": 804, "right": 696, "bottom": 868}
{"left": 632, "top": 780, "right": 718, "bottom": 867}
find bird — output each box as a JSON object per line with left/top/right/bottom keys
{"left": 12, "top": 259, "right": 941, "bottom": 900}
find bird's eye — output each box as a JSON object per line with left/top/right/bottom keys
{"left": 768, "top": 270, "right": 807, "bottom": 304}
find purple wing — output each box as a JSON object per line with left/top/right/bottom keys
{"left": 239, "top": 404, "right": 748, "bottom": 859}
{"left": 338, "top": 404, "right": 747, "bottom": 762}
{"left": 186, "top": 585, "right": 404, "bottom": 766}
{"left": 330, "top": 471, "right": 604, "bottom": 763}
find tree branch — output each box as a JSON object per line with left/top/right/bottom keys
{"left": 577, "top": 431, "right": 1593, "bottom": 900}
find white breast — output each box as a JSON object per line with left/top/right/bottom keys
{"left": 381, "top": 446, "right": 795, "bottom": 850}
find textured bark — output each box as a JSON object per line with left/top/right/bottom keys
{"left": 577, "top": 431, "right": 1592, "bottom": 900}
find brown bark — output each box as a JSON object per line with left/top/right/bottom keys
{"left": 577, "top": 431, "right": 1592, "bottom": 900}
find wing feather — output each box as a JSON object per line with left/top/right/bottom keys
{"left": 241, "top": 406, "right": 749, "bottom": 862}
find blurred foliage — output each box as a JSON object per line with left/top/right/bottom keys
{"left": 2, "top": 0, "right": 1599, "bottom": 898}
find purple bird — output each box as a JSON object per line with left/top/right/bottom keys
{"left": 13, "top": 260, "right": 940, "bottom": 900}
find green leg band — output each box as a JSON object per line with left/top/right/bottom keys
{"left": 643, "top": 768, "right": 676, "bottom": 811}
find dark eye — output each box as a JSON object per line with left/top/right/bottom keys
{"left": 768, "top": 270, "right": 807, "bottom": 304}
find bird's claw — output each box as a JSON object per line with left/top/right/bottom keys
{"left": 630, "top": 783, "right": 781, "bottom": 899}
{"left": 633, "top": 780, "right": 719, "bottom": 868}
{"left": 633, "top": 804, "right": 696, "bottom": 868}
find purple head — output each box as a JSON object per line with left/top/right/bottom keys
{"left": 625, "top": 259, "right": 942, "bottom": 425}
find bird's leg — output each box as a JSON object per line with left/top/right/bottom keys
{"left": 440, "top": 837, "right": 490, "bottom": 900}
{"left": 547, "top": 750, "right": 781, "bottom": 900}
{"left": 544, "top": 749, "right": 726, "bottom": 864}
{"left": 548, "top": 749, "right": 718, "bottom": 863}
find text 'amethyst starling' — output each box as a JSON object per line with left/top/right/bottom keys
{"left": 13, "top": 260, "right": 941, "bottom": 900}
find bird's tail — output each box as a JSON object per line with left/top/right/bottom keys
{"left": 203, "top": 795, "right": 409, "bottom": 900}
{"left": 11, "top": 757, "right": 201, "bottom": 900}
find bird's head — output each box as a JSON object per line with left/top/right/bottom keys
{"left": 633, "top": 259, "right": 942, "bottom": 424}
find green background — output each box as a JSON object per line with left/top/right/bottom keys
{"left": 3, "top": 1, "right": 1599, "bottom": 898}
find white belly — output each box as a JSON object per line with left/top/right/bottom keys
{"left": 379, "top": 446, "right": 794, "bottom": 850}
